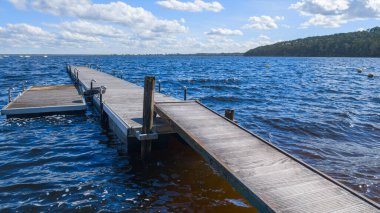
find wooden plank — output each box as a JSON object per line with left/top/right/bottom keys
{"left": 154, "top": 101, "right": 380, "bottom": 213}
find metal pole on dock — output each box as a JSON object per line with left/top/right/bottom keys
{"left": 100, "top": 86, "right": 107, "bottom": 126}
{"left": 141, "top": 76, "right": 155, "bottom": 159}
{"left": 91, "top": 79, "right": 96, "bottom": 90}
{"left": 225, "top": 109, "right": 235, "bottom": 121}
{"left": 183, "top": 86, "right": 187, "bottom": 100}
{"left": 158, "top": 80, "right": 161, "bottom": 93}
{"left": 8, "top": 87, "right": 13, "bottom": 103}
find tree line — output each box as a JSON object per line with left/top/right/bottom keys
{"left": 245, "top": 27, "right": 380, "bottom": 57}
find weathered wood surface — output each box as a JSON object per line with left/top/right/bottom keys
{"left": 1, "top": 85, "right": 86, "bottom": 116}
{"left": 155, "top": 101, "right": 380, "bottom": 213}
{"left": 69, "top": 66, "right": 178, "bottom": 137}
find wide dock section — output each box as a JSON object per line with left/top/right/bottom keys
{"left": 1, "top": 85, "right": 86, "bottom": 117}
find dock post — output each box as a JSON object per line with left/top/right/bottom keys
{"left": 76, "top": 70, "right": 79, "bottom": 84}
{"left": 141, "top": 76, "right": 155, "bottom": 159}
{"left": 225, "top": 109, "right": 235, "bottom": 121}
{"left": 99, "top": 86, "right": 107, "bottom": 127}
{"left": 8, "top": 87, "right": 13, "bottom": 103}
{"left": 183, "top": 86, "right": 187, "bottom": 100}
{"left": 158, "top": 80, "right": 161, "bottom": 93}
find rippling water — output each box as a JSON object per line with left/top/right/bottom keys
{"left": 0, "top": 55, "right": 379, "bottom": 211}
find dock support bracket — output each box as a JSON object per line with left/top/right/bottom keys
{"left": 134, "top": 131, "right": 158, "bottom": 141}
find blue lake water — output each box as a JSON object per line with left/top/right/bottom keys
{"left": 0, "top": 55, "right": 379, "bottom": 211}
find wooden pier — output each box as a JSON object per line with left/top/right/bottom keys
{"left": 1, "top": 85, "right": 86, "bottom": 117}
{"left": 68, "top": 65, "right": 379, "bottom": 212}
{"left": 155, "top": 101, "right": 380, "bottom": 212}
{"left": 68, "top": 66, "right": 179, "bottom": 142}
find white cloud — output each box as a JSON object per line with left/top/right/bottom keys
{"left": 0, "top": 22, "right": 125, "bottom": 52}
{"left": 59, "top": 31, "right": 101, "bottom": 43}
{"left": 205, "top": 28, "right": 243, "bottom": 36}
{"left": 59, "top": 21, "right": 125, "bottom": 38}
{"left": 156, "top": 0, "right": 223, "bottom": 12}
{"left": 0, "top": 22, "right": 277, "bottom": 54}
{"left": 244, "top": 16, "right": 284, "bottom": 30}
{"left": 246, "top": 34, "right": 278, "bottom": 48}
{"left": 291, "top": 0, "right": 380, "bottom": 28}
{"left": 3, "top": 1, "right": 278, "bottom": 54}
{"left": 367, "top": 0, "right": 380, "bottom": 13}
{"left": 290, "top": 0, "right": 350, "bottom": 15}
{"left": 8, "top": 0, "right": 27, "bottom": 9}
{"left": 257, "top": 35, "right": 271, "bottom": 40}
{"left": 10, "top": 0, "right": 187, "bottom": 36}
{"left": 0, "top": 23, "right": 55, "bottom": 48}
{"left": 301, "top": 14, "right": 347, "bottom": 28}
{"left": 197, "top": 34, "right": 277, "bottom": 53}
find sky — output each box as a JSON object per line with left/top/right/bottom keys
{"left": 0, "top": 0, "right": 379, "bottom": 54}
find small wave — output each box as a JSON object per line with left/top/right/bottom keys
{"left": 370, "top": 97, "right": 380, "bottom": 103}
{"left": 177, "top": 77, "right": 240, "bottom": 84}
{"left": 225, "top": 199, "right": 250, "bottom": 208}
{"left": 0, "top": 183, "right": 50, "bottom": 191}
{"left": 200, "top": 85, "right": 240, "bottom": 90}
{"left": 199, "top": 95, "right": 243, "bottom": 103}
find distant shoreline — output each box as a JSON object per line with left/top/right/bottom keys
{"left": 245, "top": 27, "right": 380, "bottom": 58}
{"left": 2, "top": 54, "right": 380, "bottom": 58}
{"left": 0, "top": 53, "right": 243, "bottom": 57}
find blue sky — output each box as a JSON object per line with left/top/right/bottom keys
{"left": 0, "top": 0, "right": 379, "bottom": 54}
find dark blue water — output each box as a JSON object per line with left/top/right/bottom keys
{"left": 0, "top": 55, "right": 379, "bottom": 211}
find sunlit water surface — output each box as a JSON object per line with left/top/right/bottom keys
{"left": 0, "top": 56, "right": 379, "bottom": 211}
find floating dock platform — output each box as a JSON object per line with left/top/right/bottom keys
{"left": 68, "top": 65, "right": 380, "bottom": 212}
{"left": 1, "top": 85, "right": 86, "bottom": 117}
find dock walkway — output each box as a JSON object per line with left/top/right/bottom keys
{"left": 155, "top": 101, "right": 380, "bottom": 212}
{"left": 69, "top": 65, "right": 380, "bottom": 212}
{"left": 69, "top": 66, "right": 178, "bottom": 141}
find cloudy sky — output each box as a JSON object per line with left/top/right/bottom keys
{"left": 0, "top": 0, "right": 379, "bottom": 54}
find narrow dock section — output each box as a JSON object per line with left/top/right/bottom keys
{"left": 155, "top": 101, "right": 380, "bottom": 212}
{"left": 1, "top": 85, "right": 86, "bottom": 117}
{"left": 68, "top": 66, "right": 179, "bottom": 141}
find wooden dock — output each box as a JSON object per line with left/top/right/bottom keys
{"left": 1, "top": 85, "right": 86, "bottom": 117}
{"left": 68, "top": 65, "right": 380, "bottom": 212}
{"left": 68, "top": 66, "right": 179, "bottom": 142}
{"left": 155, "top": 101, "right": 380, "bottom": 212}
